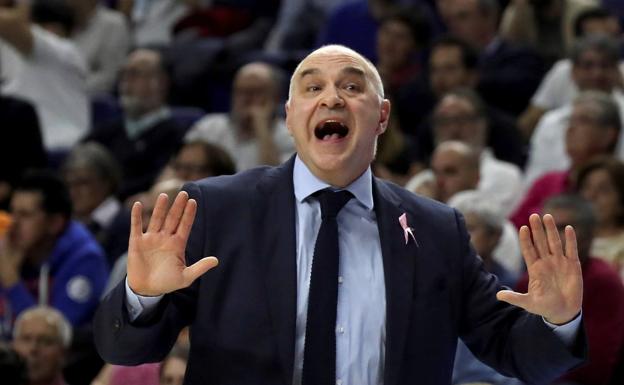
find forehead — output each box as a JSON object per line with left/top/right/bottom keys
{"left": 296, "top": 51, "right": 372, "bottom": 81}
{"left": 433, "top": 149, "right": 464, "bottom": 165}
{"left": 12, "top": 191, "right": 43, "bottom": 208}
{"left": 125, "top": 52, "right": 159, "bottom": 70}
{"left": 436, "top": 95, "right": 474, "bottom": 113}
{"left": 572, "top": 100, "right": 600, "bottom": 117}
{"left": 432, "top": 45, "right": 462, "bottom": 61}
{"left": 234, "top": 67, "right": 272, "bottom": 87}
{"left": 17, "top": 316, "right": 58, "bottom": 336}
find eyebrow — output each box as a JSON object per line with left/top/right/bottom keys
{"left": 298, "top": 66, "right": 367, "bottom": 80}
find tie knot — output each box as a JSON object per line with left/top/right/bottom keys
{"left": 315, "top": 189, "right": 353, "bottom": 219}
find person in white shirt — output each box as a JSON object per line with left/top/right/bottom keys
{"left": 0, "top": 0, "right": 89, "bottom": 152}
{"left": 430, "top": 89, "right": 523, "bottom": 215}
{"left": 524, "top": 36, "right": 624, "bottom": 187}
{"left": 185, "top": 61, "right": 295, "bottom": 171}
{"left": 125, "top": 0, "right": 190, "bottom": 47}
{"left": 67, "top": 0, "right": 130, "bottom": 95}
{"left": 428, "top": 141, "right": 524, "bottom": 276}
{"left": 517, "top": 6, "right": 624, "bottom": 138}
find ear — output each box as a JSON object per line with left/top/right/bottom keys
{"left": 600, "top": 126, "right": 619, "bottom": 151}
{"left": 377, "top": 99, "right": 391, "bottom": 135}
{"left": 488, "top": 227, "right": 502, "bottom": 251}
{"left": 285, "top": 100, "right": 294, "bottom": 136}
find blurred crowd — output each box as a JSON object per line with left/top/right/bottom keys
{"left": 0, "top": 0, "right": 624, "bottom": 384}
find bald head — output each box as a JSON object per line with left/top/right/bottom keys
{"left": 431, "top": 141, "right": 480, "bottom": 202}
{"left": 289, "top": 45, "right": 385, "bottom": 101}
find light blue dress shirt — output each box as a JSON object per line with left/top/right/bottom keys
{"left": 291, "top": 156, "right": 386, "bottom": 385}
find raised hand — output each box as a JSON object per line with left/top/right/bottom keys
{"left": 127, "top": 191, "right": 218, "bottom": 296}
{"left": 497, "top": 214, "right": 583, "bottom": 325}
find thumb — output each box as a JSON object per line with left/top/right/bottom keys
{"left": 182, "top": 256, "right": 219, "bottom": 286}
{"left": 496, "top": 289, "right": 531, "bottom": 309}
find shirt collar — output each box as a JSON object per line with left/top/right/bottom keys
{"left": 91, "top": 196, "right": 121, "bottom": 228}
{"left": 125, "top": 107, "right": 171, "bottom": 139}
{"left": 293, "top": 155, "right": 374, "bottom": 210}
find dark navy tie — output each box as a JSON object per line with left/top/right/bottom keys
{"left": 302, "top": 189, "right": 353, "bottom": 385}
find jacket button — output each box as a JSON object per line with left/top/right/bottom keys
{"left": 113, "top": 319, "right": 121, "bottom": 330}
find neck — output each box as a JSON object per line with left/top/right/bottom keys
{"left": 595, "top": 222, "right": 624, "bottom": 237}
{"left": 32, "top": 374, "right": 65, "bottom": 385}
{"left": 25, "top": 237, "right": 58, "bottom": 267}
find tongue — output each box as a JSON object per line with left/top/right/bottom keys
{"left": 322, "top": 133, "right": 341, "bottom": 141}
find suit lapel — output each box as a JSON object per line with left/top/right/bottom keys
{"left": 255, "top": 159, "right": 298, "bottom": 385}
{"left": 373, "top": 179, "right": 419, "bottom": 385}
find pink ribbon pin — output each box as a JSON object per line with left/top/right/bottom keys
{"left": 399, "top": 213, "right": 417, "bottom": 246}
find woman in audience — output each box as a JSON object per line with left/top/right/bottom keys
{"left": 576, "top": 156, "right": 624, "bottom": 278}
{"left": 160, "top": 344, "right": 189, "bottom": 385}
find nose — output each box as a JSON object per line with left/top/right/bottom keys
{"left": 320, "top": 87, "right": 345, "bottom": 109}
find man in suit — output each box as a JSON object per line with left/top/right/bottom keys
{"left": 94, "top": 45, "right": 585, "bottom": 385}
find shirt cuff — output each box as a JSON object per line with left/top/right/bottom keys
{"left": 543, "top": 311, "right": 582, "bottom": 347}
{"left": 124, "top": 277, "right": 163, "bottom": 322}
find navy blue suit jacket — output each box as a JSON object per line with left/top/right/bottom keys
{"left": 94, "top": 157, "right": 585, "bottom": 385}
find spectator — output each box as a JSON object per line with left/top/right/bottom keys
{"left": 12, "top": 305, "right": 72, "bottom": 385}
{"left": 397, "top": 36, "right": 525, "bottom": 167}
{"left": 499, "top": 0, "right": 596, "bottom": 66}
{"left": 375, "top": 6, "right": 431, "bottom": 98}
{"left": 161, "top": 139, "right": 236, "bottom": 182}
{"left": 159, "top": 344, "right": 189, "bottom": 385}
{"left": 316, "top": 0, "right": 399, "bottom": 63}
{"left": 0, "top": 171, "right": 108, "bottom": 336}
{"left": 430, "top": 90, "right": 523, "bottom": 215}
{"left": 511, "top": 91, "right": 621, "bottom": 229}
{"left": 576, "top": 156, "right": 624, "bottom": 277}
{"left": 445, "top": 0, "right": 545, "bottom": 116}
{"left": 425, "top": 141, "right": 523, "bottom": 273}
{"left": 185, "top": 62, "right": 295, "bottom": 171}
{"left": 87, "top": 48, "right": 184, "bottom": 200}
{"left": 61, "top": 142, "right": 129, "bottom": 267}
{"left": 0, "top": 0, "right": 89, "bottom": 152}
{"left": 523, "top": 36, "right": 623, "bottom": 186}
{"left": 67, "top": 0, "right": 130, "bottom": 95}
{"left": 448, "top": 190, "right": 522, "bottom": 385}
{"left": 518, "top": 8, "right": 624, "bottom": 139}
{"left": 517, "top": 194, "right": 624, "bottom": 385}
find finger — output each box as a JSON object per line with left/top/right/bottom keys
{"left": 130, "top": 201, "right": 143, "bottom": 239}
{"left": 163, "top": 191, "right": 188, "bottom": 234}
{"left": 564, "top": 225, "right": 579, "bottom": 261}
{"left": 518, "top": 225, "right": 538, "bottom": 266}
{"left": 176, "top": 199, "right": 197, "bottom": 243}
{"left": 543, "top": 214, "right": 564, "bottom": 257}
{"left": 147, "top": 193, "right": 169, "bottom": 233}
{"left": 182, "top": 256, "right": 219, "bottom": 286}
{"left": 496, "top": 290, "right": 531, "bottom": 310}
{"left": 529, "top": 213, "right": 550, "bottom": 259}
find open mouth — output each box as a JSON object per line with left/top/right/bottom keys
{"left": 314, "top": 120, "right": 349, "bottom": 140}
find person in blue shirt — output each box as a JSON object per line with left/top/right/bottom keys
{"left": 0, "top": 170, "right": 109, "bottom": 338}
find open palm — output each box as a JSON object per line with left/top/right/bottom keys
{"left": 497, "top": 214, "right": 583, "bottom": 325}
{"left": 127, "top": 191, "right": 218, "bottom": 296}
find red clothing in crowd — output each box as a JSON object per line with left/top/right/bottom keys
{"left": 516, "top": 258, "right": 624, "bottom": 384}
{"left": 510, "top": 170, "right": 571, "bottom": 229}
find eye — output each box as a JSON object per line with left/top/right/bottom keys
{"left": 344, "top": 83, "right": 361, "bottom": 92}
{"left": 306, "top": 85, "right": 321, "bottom": 92}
